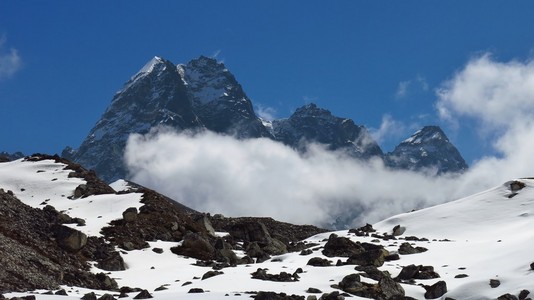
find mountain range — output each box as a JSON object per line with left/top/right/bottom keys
{"left": 61, "top": 56, "right": 468, "bottom": 183}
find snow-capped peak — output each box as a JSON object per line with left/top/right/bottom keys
{"left": 137, "top": 56, "right": 164, "bottom": 75}
{"left": 402, "top": 125, "right": 447, "bottom": 145}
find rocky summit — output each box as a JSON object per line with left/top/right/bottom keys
{"left": 385, "top": 126, "right": 468, "bottom": 174}
{"left": 63, "top": 55, "right": 467, "bottom": 182}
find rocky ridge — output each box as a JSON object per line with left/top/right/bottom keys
{"left": 62, "top": 55, "right": 467, "bottom": 182}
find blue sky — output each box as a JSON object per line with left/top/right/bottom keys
{"left": 1, "top": 1, "right": 534, "bottom": 163}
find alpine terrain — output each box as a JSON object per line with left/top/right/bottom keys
{"left": 62, "top": 56, "right": 467, "bottom": 183}
{"left": 1, "top": 155, "right": 533, "bottom": 300}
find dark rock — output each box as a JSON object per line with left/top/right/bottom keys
{"left": 122, "top": 207, "right": 138, "bottom": 223}
{"left": 152, "top": 248, "right": 163, "bottom": 254}
{"left": 322, "top": 233, "right": 364, "bottom": 257}
{"left": 307, "top": 257, "right": 332, "bottom": 267}
{"left": 133, "top": 290, "right": 153, "bottom": 299}
{"left": 530, "top": 262, "right": 534, "bottom": 270}
{"left": 319, "top": 291, "right": 344, "bottom": 300}
{"left": 96, "top": 252, "right": 125, "bottom": 271}
{"left": 55, "top": 225, "right": 88, "bottom": 252}
{"left": 188, "top": 288, "right": 204, "bottom": 293}
{"left": 81, "top": 292, "right": 97, "bottom": 300}
{"left": 490, "top": 279, "right": 501, "bottom": 288}
{"left": 338, "top": 274, "right": 362, "bottom": 290}
{"left": 251, "top": 268, "right": 298, "bottom": 282}
{"left": 55, "top": 289, "right": 68, "bottom": 296}
{"left": 254, "top": 292, "right": 305, "bottom": 300}
{"left": 378, "top": 275, "right": 405, "bottom": 299}
{"left": 398, "top": 242, "right": 427, "bottom": 255}
{"left": 385, "top": 253, "right": 400, "bottom": 261}
{"left": 424, "top": 281, "right": 447, "bottom": 299}
{"left": 97, "top": 294, "right": 115, "bottom": 300}
{"left": 454, "top": 274, "right": 468, "bottom": 278}
{"left": 519, "top": 290, "right": 530, "bottom": 300}
{"left": 392, "top": 225, "right": 406, "bottom": 236}
{"left": 498, "top": 294, "right": 519, "bottom": 300}
{"left": 355, "top": 265, "right": 389, "bottom": 281}
{"left": 346, "top": 247, "right": 389, "bottom": 267}
{"left": 170, "top": 232, "right": 214, "bottom": 260}
{"left": 307, "top": 287, "right": 322, "bottom": 293}
{"left": 202, "top": 270, "right": 223, "bottom": 280}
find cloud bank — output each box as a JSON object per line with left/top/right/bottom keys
{"left": 124, "top": 54, "right": 534, "bottom": 228}
{"left": 0, "top": 36, "right": 21, "bottom": 79}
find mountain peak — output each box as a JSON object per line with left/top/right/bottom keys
{"left": 292, "top": 103, "right": 334, "bottom": 119}
{"left": 402, "top": 125, "right": 448, "bottom": 145}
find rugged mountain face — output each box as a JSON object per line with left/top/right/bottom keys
{"left": 63, "top": 55, "right": 467, "bottom": 182}
{"left": 182, "top": 56, "right": 271, "bottom": 138}
{"left": 386, "top": 126, "right": 468, "bottom": 174}
{"left": 271, "top": 103, "right": 383, "bottom": 159}
{"left": 0, "top": 151, "right": 24, "bottom": 162}
{"left": 63, "top": 56, "right": 270, "bottom": 182}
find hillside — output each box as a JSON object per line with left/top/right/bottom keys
{"left": 1, "top": 155, "right": 532, "bottom": 300}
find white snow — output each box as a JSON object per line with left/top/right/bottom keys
{"left": 2, "top": 158, "right": 534, "bottom": 299}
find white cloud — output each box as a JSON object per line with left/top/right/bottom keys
{"left": 255, "top": 104, "right": 277, "bottom": 121}
{"left": 125, "top": 128, "right": 474, "bottom": 228}
{"left": 123, "top": 54, "right": 534, "bottom": 229}
{"left": 396, "top": 81, "right": 410, "bottom": 98}
{"left": 0, "top": 36, "right": 21, "bottom": 79}
{"left": 369, "top": 114, "right": 407, "bottom": 145}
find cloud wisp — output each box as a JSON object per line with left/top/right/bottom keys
{"left": 124, "top": 54, "right": 534, "bottom": 228}
{"left": 0, "top": 35, "right": 21, "bottom": 80}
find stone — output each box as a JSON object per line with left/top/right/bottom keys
{"left": 122, "top": 207, "right": 138, "bottom": 222}
{"left": 346, "top": 248, "right": 389, "bottom": 267}
{"left": 55, "top": 225, "right": 87, "bottom": 252}
{"left": 519, "top": 290, "right": 530, "bottom": 300}
{"left": 378, "top": 276, "right": 405, "bottom": 299}
{"left": 96, "top": 252, "right": 125, "bottom": 271}
{"left": 498, "top": 294, "right": 519, "bottom": 300}
{"left": 81, "top": 292, "right": 97, "bottom": 300}
{"left": 170, "top": 233, "right": 215, "bottom": 260}
{"left": 202, "top": 270, "right": 223, "bottom": 280}
{"left": 424, "top": 281, "right": 447, "bottom": 299}
{"left": 188, "top": 288, "right": 204, "bottom": 293}
{"left": 338, "top": 274, "right": 362, "bottom": 290}
{"left": 97, "top": 294, "right": 115, "bottom": 300}
{"left": 490, "top": 279, "right": 501, "bottom": 288}
{"left": 392, "top": 225, "right": 406, "bottom": 236}
{"left": 307, "top": 288, "right": 322, "bottom": 293}
{"left": 398, "top": 242, "right": 427, "bottom": 255}
{"left": 133, "top": 290, "right": 153, "bottom": 299}
{"left": 322, "top": 233, "right": 364, "bottom": 257}
{"left": 307, "top": 257, "right": 332, "bottom": 267}
{"left": 55, "top": 289, "right": 68, "bottom": 296}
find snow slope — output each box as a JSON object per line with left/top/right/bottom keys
{"left": 2, "top": 158, "right": 533, "bottom": 299}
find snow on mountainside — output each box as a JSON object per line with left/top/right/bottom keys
{"left": 386, "top": 126, "right": 468, "bottom": 174}
{"left": 62, "top": 55, "right": 468, "bottom": 183}
{"left": 1, "top": 156, "right": 533, "bottom": 300}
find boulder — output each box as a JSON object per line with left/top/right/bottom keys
{"left": 55, "top": 225, "right": 87, "bottom": 252}
{"left": 498, "top": 294, "right": 519, "bottom": 300}
{"left": 81, "top": 292, "right": 97, "bottom": 300}
{"left": 170, "top": 233, "right": 214, "bottom": 260}
{"left": 424, "top": 281, "right": 447, "bottom": 299}
{"left": 307, "top": 257, "right": 332, "bottom": 267}
{"left": 346, "top": 248, "right": 389, "bottom": 267}
{"left": 96, "top": 252, "right": 125, "bottom": 271}
{"left": 133, "top": 290, "right": 152, "bottom": 299}
{"left": 398, "top": 242, "right": 427, "bottom": 255}
{"left": 490, "top": 279, "right": 501, "bottom": 288}
{"left": 378, "top": 276, "right": 405, "bottom": 299}
{"left": 122, "top": 207, "right": 138, "bottom": 223}
{"left": 322, "top": 234, "right": 364, "bottom": 257}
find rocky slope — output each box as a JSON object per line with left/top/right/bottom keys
{"left": 2, "top": 157, "right": 532, "bottom": 300}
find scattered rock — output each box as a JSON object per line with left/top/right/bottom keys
{"left": 307, "top": 288, "right": 322, "bottom": 294}
{"left": 519, "top": 290, "right": 530, "bottom": 300}
{"left": 188, "top": 288, "right": 204, "bottom": 293}
{"left": 498, "top": 294, "right": 519, "bottom": 300}
{"left": 454, "top": 274, "right": 468, "bottom": 278}
{"left": 424, "top": 281, "right": 447, "bottom": 299}
{"left": 202, "top": 270, "right": 223, "bottom": 280}
{"left": 490, "top": 279, "right": 501, "bottom": 288}
{"left": 251, "top": 268, "right": 298, "bottom": 282}
{"left": 398, "top": 242, "right": 427, "bottom": 255}
{"left": 346, "top": 244, "right": 389, "bottom": 267}
{"left": 322, "top": 234, "right": 364, "bottom": 257}
{"left": 152, "top": 248, "right": 163, "bottom": 254}
{"left": 55, "top": 289, "right": 68, "bottom": 296}
{"left": 133, "top": 290, "right": 153, "bottom": 299}
{"left": 97, "top": 294, "right": 115, "bottom": 300}
{"left": 81, "top": 292, "right": 97, "bottom": 300}
{"left": 254, "top": 292, "right": 305, "bottom": 300}
{"left": 170, "top": 233, "right": 215, "bottom": 260}
{"left": 392, "top": 225, "right": 406, "bottom": 236}
{"left": 307, "top": 257, "right": 332, "bottom": 267}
